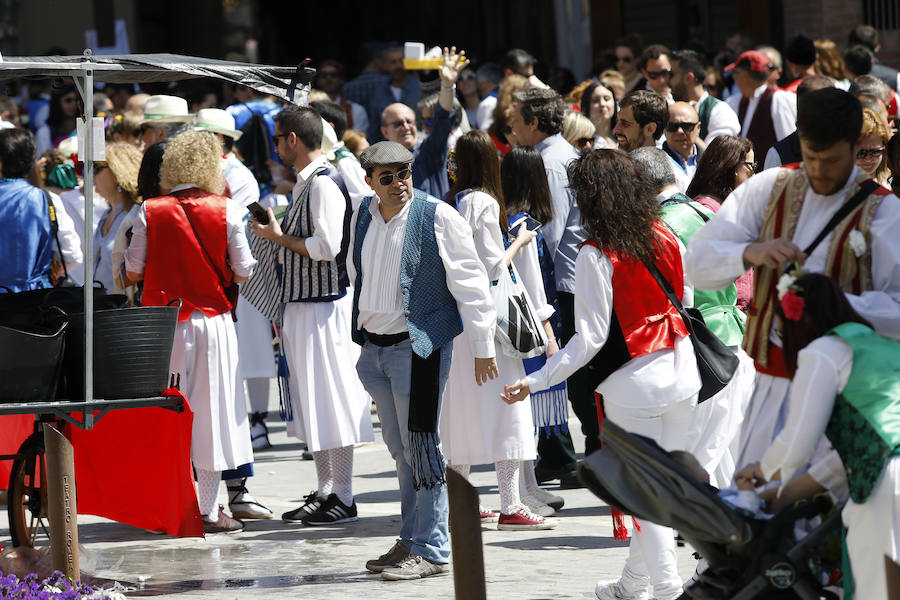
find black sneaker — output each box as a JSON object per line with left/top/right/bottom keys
{"left": 302, "top": 493, "right": 358, "bottom": 525}
{"left": 282, "top": 491, "right": 323, "bottom": 522}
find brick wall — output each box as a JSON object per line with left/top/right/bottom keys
{"left": 782, "top": 0, "right": 900, "bottom": 68}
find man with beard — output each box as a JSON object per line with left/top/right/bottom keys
{"left": 670, "top": 49, "right": 740, "bottom": 148}
{"left": 612, "top": 90, "right": 668, "bottom": 152}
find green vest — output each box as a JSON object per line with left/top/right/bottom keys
{"left": 825, "top": 322, "right": 900, "bottom": 504}
{"left": 660, "top": 194, "right": 746, "bottom": 347}
{"left": 697, "top": 95, "right": 722, "bottom": 140}
{"left": 333, "top": 146, "right": 358, "bottom": 164}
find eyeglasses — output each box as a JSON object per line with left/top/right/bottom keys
{"left": 387, "top": 118, "right": 415, "bottom": 129}
{"left": 376, "top": 167, "right": 411, "bottom": 186}
{"left": 460, "top": 72, "right": 477, "bottom": 81}
{"left": 93, "top": 164, "right": 108, "bottom": 176}
{"left": 856, "top": 147, "right": 885, "bottom": 160}
{"left": 743, "top": 161, "right": 758, "bottom": 172}
{"left": 645, "top": 69, "right": 672, "bottom": 79}
{"left": 616, "top": 55, "right": 634, "bottom": 63}
{"left": 271, "top": 133, "right": 289, "bottom": 145}
{"left": 665, "top": 121, "right": 699, "bottom": 133}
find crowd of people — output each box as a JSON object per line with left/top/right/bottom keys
{"left": 3, "top": 23, "right": 900, "bottom": 598}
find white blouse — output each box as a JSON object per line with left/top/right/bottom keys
{"left": 525, "top": 242, "right": 701, "bottom": 409}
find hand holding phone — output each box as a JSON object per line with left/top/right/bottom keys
{"left": 247, "top": 201, "right": 270, "bottom": 225}
{"left": 509, "top": 215, "right": 541, "bottom": 238}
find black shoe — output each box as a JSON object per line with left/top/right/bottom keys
{"left": 534, "top": 464, "right": 577, "bottom": 484}
{"left": 558, "top": 470, "right": 584, "bottom": 489}
{"left": 302, "top": 493, "right": 358, "bottom": 525}
{"left": 282, "top": 491, "right": 323, "bottom": 522}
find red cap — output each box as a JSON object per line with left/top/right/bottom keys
{"left": 725, "top": 50, "right": 772, "bottom": 73}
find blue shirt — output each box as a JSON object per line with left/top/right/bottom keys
{"left": 93, "top": 204, "right": 127, "bottom": 291}
{"left": 0, "top": 179, "right": 53, "bottom": 292}
{"left": 534, "top": 133, "right": 585, "bottom": 294}
{"left": 367, "top": 77, "right": 422, "bottom": 142}
{"left": 411, "top": 104, "right": 455, "bottom": 201}
{"left": 227, "top": 99, "right": 282, "bottom": 162}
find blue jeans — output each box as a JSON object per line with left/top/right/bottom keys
{"left": 356, "top": 338, "right": 453, "bottom": 564}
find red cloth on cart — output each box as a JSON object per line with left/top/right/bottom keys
{"left": 67, "top": 389, "right": 204, "bottom": 538}
{"left": 0, "top": 415, "right": 37, "bottom": 490}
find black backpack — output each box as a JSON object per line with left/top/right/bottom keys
{"left": 235, "top": 110, "right": 273, "bottom": 187}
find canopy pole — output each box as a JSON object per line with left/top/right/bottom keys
{"left": 81, "top": 48, "right": 94, "bottom": 404}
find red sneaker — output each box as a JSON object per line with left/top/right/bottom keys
{"left": 497, "top": 506, "right": 558, "bottom": 530}
{"left": 480, "top": 506, "right": 499, "bottom": 523}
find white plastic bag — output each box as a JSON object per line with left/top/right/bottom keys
{"left": 491, "top": 262, "right": 547, "bottom": 358}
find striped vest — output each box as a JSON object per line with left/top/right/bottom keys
{"left": 351, "top": 190, "right": 463, "bottom": 358}
{"left": 743, "top": 165, "right": 887, "bottom": 367}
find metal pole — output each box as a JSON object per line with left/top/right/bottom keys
{"left": 43, "top": 423, "right": 80, "bottom": 580}
{"left": 82, "top": 49, "right": 94, "bottom": 403}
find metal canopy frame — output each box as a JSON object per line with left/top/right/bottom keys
{"left": 0, "top": 49, "right": 312, "bottom": 412}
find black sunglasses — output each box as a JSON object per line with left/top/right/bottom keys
{"left": 743, "top": 161, "right": 758, "bottom": 172}
{"left": 272, "top": 133, "right": 289, "bottom": 145}
{"left": 856, "top": 147, "right": 885, "bottom": 160}
{"left": 616, "top": 55, "right": 634, "bottom": 63}
{"left": 93, "top": 164, "right": 108, "bottom": 176}
{"left": 645, "top": 69, "right": 672, "bottom": 79}
{"left": 665, "top": 121, "right": 699, "bottom": 133}
{"left": 377, "top": 167, "right": 411, "bottom": 186}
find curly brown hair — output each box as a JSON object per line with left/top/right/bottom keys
{"left": 568, "top": 149, "right": 660, "bottom": 263}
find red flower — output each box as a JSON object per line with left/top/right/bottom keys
{"left": 781, "top": 290, "right": 805, "bottom": 321}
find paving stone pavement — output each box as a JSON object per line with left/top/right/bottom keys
{"left": 1, "top": 408, "right": 698, "bottom": 599}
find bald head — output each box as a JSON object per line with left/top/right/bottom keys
{"left": 665, "top": 102, "right": 700, "bottom": 159}
{"left": 381, "top": 103, "right": 418, "bottom": 150}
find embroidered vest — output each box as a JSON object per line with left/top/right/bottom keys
{"left": 743, "top": 165, "right": 887, "bottom": 367}
{"left": 282, "top": 164, "right": 351, "bottom": 303}
{"left": 142, "top": 190, "right": 233, "bottom": 321}
{"left": 351, "top": 190, "right": 463, "bottom": 358}
{"left": 582, "top": 222, "right": 689, "bottom": 383}
{"left": 660, "top": 194, "right": 745, "bottom": 347}
{"left": 0, "top": 180, "right": 53, "bottom": 292}
{"left": 823, "top": 322, "right": 900, "bottom": 504}
{"left": 696, "top": 94, "right": 722, "bottom": 140}
{"left": 740, "top": 88, "right": 777, "bottom": 159}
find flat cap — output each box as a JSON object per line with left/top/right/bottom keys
{"left": 359, "top": 141, "right": 414, "bottom": 172}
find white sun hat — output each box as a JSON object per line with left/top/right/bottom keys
{"left": 193, "top": 108, "right": 243, "bottom": 140}
{"left": 138, "top": 95, "right": 193, "bottom": 126}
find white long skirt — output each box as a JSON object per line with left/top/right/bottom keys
{"left": 686, "top": 348, "right": 757, "bottom": 488}
{"left": 440, "top": 331, "right": 535, "bottom": 466}
{"left": 169, "top": 311, "right": 253, "bottom": 472}
{"left": 843, "top": 456, "right": 900, "bottom": 600}
{"left": 234, "top": 299, "right": 276, "bottom": 379}
{"left": 281, "top": 294, "right": 373, "bottom": 452}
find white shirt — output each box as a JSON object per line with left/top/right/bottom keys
{"left": 725, "top": 83, "right": 797, "bottom": 142}
{"left": 347, "top": 193, "right": 497, "bottom": 359}
{"left": 760, "top": 335, "right": 851, "bottom": 496}
{"left": 525, "top": 242, "right": 701, "bottom": 409}
{"left": 124, "top": 184, "right": 256, "bottom": 279}
{"left": 685, "top": 166, "right": 900, "bottom": 340}
{"left": 476, "top": 94, "right": 497, "bottom": 132}
{"left": 222, "top": 154, "right": 259, "bottom": 209}
{"left": 46, "top": 189, "right": 83, "bottom": 276}
{"left": 291, "top": 156, "right": 345, "bottom": 262}
{"left": 763, "top": 144, "right": 783, "bottom": 170}
{"left": 693, "top": 91, "right": 741, "bottom": 144}
{"left": 331, "top": 141, "right": 370, "bottom": 211}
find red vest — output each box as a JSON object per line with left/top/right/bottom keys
{"left": 585, "top": 222, "right": 689, "bottom": 361}
{"left": 142, "top": 189, "right": 233, "bottom": 321}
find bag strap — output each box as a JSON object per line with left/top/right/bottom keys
{"left": 175, "top": 196, "right": 230, "bottom": 287}
{"left": 43, "top": 189, "right": 69, "bottom": 282}
{"left": 642, "top": 259, "right": 697, "bottom": 338}
{"left": 661, "top": 196, "right": 710, "bottom": 223}
{"left": 783, "top": 179, "right": 879, "bottom": 273}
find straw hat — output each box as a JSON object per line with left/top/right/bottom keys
{"left": 138, "top": 95, "right": 193, "bottom": 126}
{"left": 193, "top": 108, "right": 243, "bottom": 140}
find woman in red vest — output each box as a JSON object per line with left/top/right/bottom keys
{"left": 502, "top": 150, "right": 701, "bottom": 600}
{"left": 125, "top": 130, "right": 257, "bottom": 534}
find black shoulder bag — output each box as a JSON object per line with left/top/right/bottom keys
{"left": 644, "top": 261, "right": 739, "bottom": 403}
{"left": 176, "top": 199, "right": 239, "bottom": 321}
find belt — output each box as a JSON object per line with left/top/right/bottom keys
{"left": 363, "top": 329, "right": 410, "bottom": 347}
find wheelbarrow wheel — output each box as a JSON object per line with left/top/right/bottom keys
{"left": 7, "top": 432, "right": 49, "bottom": 548}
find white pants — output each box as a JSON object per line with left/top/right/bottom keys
{"left": 604, "top": 397, "right": 696, "bottom": 600}
{"left": 843, "top": 456, "right": 900, "bottom": 600}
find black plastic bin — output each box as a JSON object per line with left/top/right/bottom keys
{"left": 0, "top": 320, "right": 68, "bottom": 403}
{"left": 53, "top": 303, "right": 179, "bottom": 400}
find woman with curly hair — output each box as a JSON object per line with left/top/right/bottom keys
{"left": 503, "top": 150, "right": 699, "bottom": 600}
{"left": 736, "top": 272, "right": 900, "bottom": 600}
{"left": 125, "top": 130, "right": 257, "bottom": 534}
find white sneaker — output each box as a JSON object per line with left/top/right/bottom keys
{"left": 594, "top": 579, "right": 650, "bottom": 600}
{"left": 228, "top": 490, "right": 273, "bottom": 520}
{"left": 521, "top": 494, "right": 555, "bottom": 517}
{"left": 530, "top": 486, "right": 565, "bottom": 510}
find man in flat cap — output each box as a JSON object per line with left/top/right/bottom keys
{"left": 349, "top": 140, "right": 498, "bottom": 580}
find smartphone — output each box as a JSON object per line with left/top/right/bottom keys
{"left": 247, "top": 201, "right": 270, "bottom": 225}
{"left": 509, "top": 215, "right": 541, "bottom": 237}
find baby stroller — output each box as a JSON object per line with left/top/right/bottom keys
{"left": 577, "top": 419, "right": 842, "bottom": 599}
